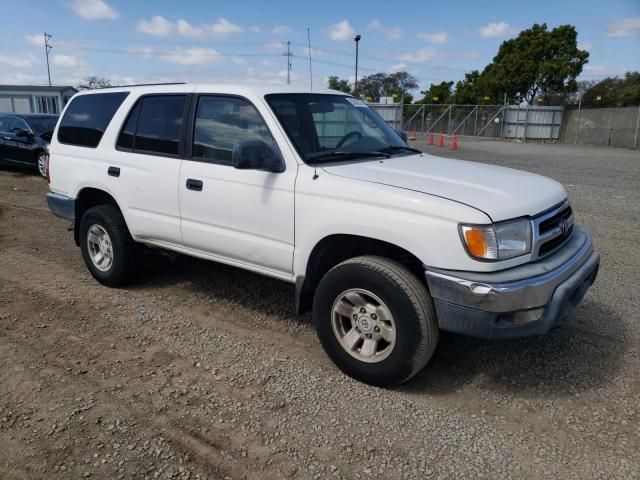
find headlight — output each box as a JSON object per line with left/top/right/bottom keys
{"left": 460, "top": 219, "right": 531, "bottom": 261}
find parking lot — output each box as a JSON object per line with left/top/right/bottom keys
{"left": 1, "top": 140, "right": 639, "bottom": 479}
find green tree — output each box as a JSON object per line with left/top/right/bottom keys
{"left": 579, "top": 71, "right": 640, "bottom": 107}
{"left": 78, "top": 76, "right": 112, "bottom": 90}
{"left": 356, "top": 71, "right": 418, "bottom": 102}
{"left": 327, "top": 76, "right": 352, "bottom": 94}
{"left": 417, "top": 81, "right": 454, "bottom": 104}
{"left": 480, "top": 23, "right": 589, "bottom": 104}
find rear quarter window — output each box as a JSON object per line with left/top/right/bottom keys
{"left": 57, "top": 92, "right": 129, "bottom": 148}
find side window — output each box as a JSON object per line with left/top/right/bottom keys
{"left": 9, "top": 117, "right": 30, "bottom": 133}
{"left": 192, "top": 96, "right": 276, "bottom": 163}
{"left": 58, "top": 92, "right": 128, "bottom": 148}
{"left": 117, "top": 95, "right": 186, "bottom": 156}
{"left": 116, "top": 102, "right": 140, "bottom": 151}
{"left": 0, "top": 116, "right": 6, "bottom": 132}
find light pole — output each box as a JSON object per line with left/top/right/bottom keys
{"left": 354, "top": 34, "right": 361, "bottom": 97}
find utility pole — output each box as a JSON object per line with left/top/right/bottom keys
{"left": 284, "top": 41, "right": 292, "bottom": 84}
{"left": 354, "top": 34, "right": 361, "bottom": 97}
{"left": 44, "top": 32, "right": 53, "bottom": 86}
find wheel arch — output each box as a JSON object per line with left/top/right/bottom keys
{"left": 295, "top": 234, "right": 426, "bottom": 315}
{"left": 74, "top": 187, "right": 124, "bottom": 246}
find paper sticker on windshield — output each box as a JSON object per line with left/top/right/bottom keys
{"left": 345, "top": 97, "right": 368, "bottom": 107}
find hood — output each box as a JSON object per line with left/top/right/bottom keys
{"left": 321, "top": 153, "right": 567, "bottom": 222}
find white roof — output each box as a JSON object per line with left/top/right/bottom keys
{"left": 74, "top": 83, "right": 347, "bottom": 98}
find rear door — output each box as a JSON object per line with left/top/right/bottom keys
{"left": 178, "top": 93, "right": 297, "bottom": 276}
{"left": 109, "top": 94, "right": 188, "bottom": 244}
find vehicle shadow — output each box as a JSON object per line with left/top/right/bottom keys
{"left": 133, "top": 251, "right": 625, "bottom": 399}
{"left": 403, "top": 300, "right": 627, "bottom": 398}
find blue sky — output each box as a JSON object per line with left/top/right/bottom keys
{"left": 1, "top": 0, "right": 639, "bottom": 94}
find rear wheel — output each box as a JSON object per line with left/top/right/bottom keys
{"left": 313, "top": 256, "right": 439, "bottom": 387}
{"left": 79, "top": 205, "right": 140, "bottom": 287}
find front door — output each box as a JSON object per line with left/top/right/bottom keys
{"left": 179, "top": 94, "right": 297, "bottom": 276}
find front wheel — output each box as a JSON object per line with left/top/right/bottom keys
{"left": 313, "top": 256, "right": 439, "bottom": 387}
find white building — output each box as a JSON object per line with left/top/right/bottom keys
{"left": 0, "top": 85, "right": 78, "bottom": 115}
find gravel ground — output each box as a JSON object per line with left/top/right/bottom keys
{"left": 1, "top": 140, "right": 639, "bottom": 479}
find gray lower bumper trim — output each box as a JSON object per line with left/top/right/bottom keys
{"left": 425, "top": 227, "right": 593, "bottom": 313}
{"left": 46, "top": 192, "right": 75, "bottom": 221}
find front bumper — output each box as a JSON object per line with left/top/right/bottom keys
{"left": 425, "top": 226, "right": 599, "bottom": 340}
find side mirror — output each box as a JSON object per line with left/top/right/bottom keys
{"left": 232, "top": 140, "right": 285, "bottom": 173}
{"left": 14, "top": 129, "right": 32, "bottom": 138}
{"left": 395, "top": 130, "right": 408, "bottom": 143}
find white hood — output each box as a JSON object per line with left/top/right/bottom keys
{"left": 321, "top": 153, "right": 567, "bottom": 222}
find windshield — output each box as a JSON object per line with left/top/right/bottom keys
{"left": 28, "top": 116, "right": 58, "bottom": 135}
{"left": 265, "top": 94, "right": 408, "bottom": 163}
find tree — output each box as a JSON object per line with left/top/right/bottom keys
{"left": 78, "top": 76, "right": 112, "bottom": 90}
{"left": 417, "top": 81, "right": 454, "bottom": 104}
{"left": 480, "top": 23, "right": 589, "bottom": 104}
{"left": 578, "top": 71, "right": 640, "bottom": 107}
{"left": 327, "top": 76, "right": 352, "bottom": 94}
{"left": 356, "top": 71, "right": 418, "bottom": 102}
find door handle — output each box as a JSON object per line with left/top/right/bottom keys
{"left": 186, "top": 179, "right": 203, "bottom": 191}
{"left": 108, "top": 166, "right": 120, "bottom": 177}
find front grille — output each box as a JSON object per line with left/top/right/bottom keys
{"left": 533, "top": 202, "right": 574, "bottom": 258}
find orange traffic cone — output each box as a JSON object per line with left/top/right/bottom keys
{"left": 450, "top": 134, "right": 458, "bottom": 150}
{"left": 427, "top": 132, "right": 434, "bottom": 145}
{"left": 437, "top": 134, "right": 444, "bottom": 147}
{"left": 410, "top": 129, "right": 417, "bottom": 140}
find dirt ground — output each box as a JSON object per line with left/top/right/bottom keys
{"left": 1, "top": 141, "right": 639, "bottom": 479}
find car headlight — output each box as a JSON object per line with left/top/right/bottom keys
{"left": 460, "top": 218, "right": 531, "bottom": 261}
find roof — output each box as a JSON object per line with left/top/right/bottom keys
{"left": 0, "top": 85, "right": 78, "bottom": 93}
{"left": 73, "top": 83, "right": 345, "bottom": 98}
{"left": 1, "top": 113, "right": 59, "bottom": 118}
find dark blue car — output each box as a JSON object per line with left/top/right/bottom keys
{"left": 0, "top": 113, "right": 58, "bottom": 177}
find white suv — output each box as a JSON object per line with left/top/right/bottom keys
{"left": 46, "top": 84, "right": 599, "bottom": 386}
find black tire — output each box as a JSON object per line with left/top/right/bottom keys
{"left": 79, "top": 205, "right": 140, "bottom": 287}
{"left": 35, "top": 150, "right": 48, "bottom": 178}
{"left": 313, "top": 256, "right": 438, "bottom": 387}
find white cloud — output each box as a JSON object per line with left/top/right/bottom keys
{"left": 137, "top": 16, "right": 173, "bottom": 36}
{"left": 53, "top": 54, "right": 81, "bottom": 68}
{"left": 176, "top": 19, "right": 205, "bottom": 38}
{"left": 263, "top": 42, "right": 285, "bottom": 52}
{"left": 25, "top": 33, "right": 45, "bottom": 47}
{"left": 160, "top": 48, "right": 225, "bottom": 65}
{"left": 328, "top": 20, "right": 355, "bottom": 42}
{"left": 578, "top": 42, "right": 592, "bottom": 52}
{"left": 69, "top": 0, "right": 118, "bottom": 20}
{"left": 389, "top": 63, "right": 408, "bottom": 73}
{"left": 0, "top": 53, "right": 38, "bottom": 68}
{"left": 366, "top": 20, "right": 403, "bottom": 41}
{"left": 416, "top": 31, "right": 448, "bottom": 45}
{"left": 478, "top": 21, "right": 513, "bottom": 38}
{"left": 126, "top": 46, "right": 154, "bottom": 58}
{"left": 398, "top": 47, "right": 437, "bottom": 63}
{"left": 582, "top": 65, "right": 625, "bottom": 78}
{"left": 272, "top": 25, "right": 294, "bottom": 35}
{"left": 231, "top": 56, "right": 248, "bottom": 65}
{"left": 139, "top": 16, "right": 243, "bottom": 39}
{"left": 607, "top": 16, "right": 640, "bottom": 37}
{"left": 249, "top": 26, "right": 261, "bottom": 33}
{"left": 209, "top": 18, "right": 243, "bottom": 38}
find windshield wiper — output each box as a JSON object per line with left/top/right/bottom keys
{"left": 306, "top": 150, "right": 390, "bottom": 164}
{"left": 376, "top": 145, "right": 423, "bottom": 155}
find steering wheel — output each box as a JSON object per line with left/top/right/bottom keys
{"left": 335, "top": 130, "right": 362, "bottom": 148}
